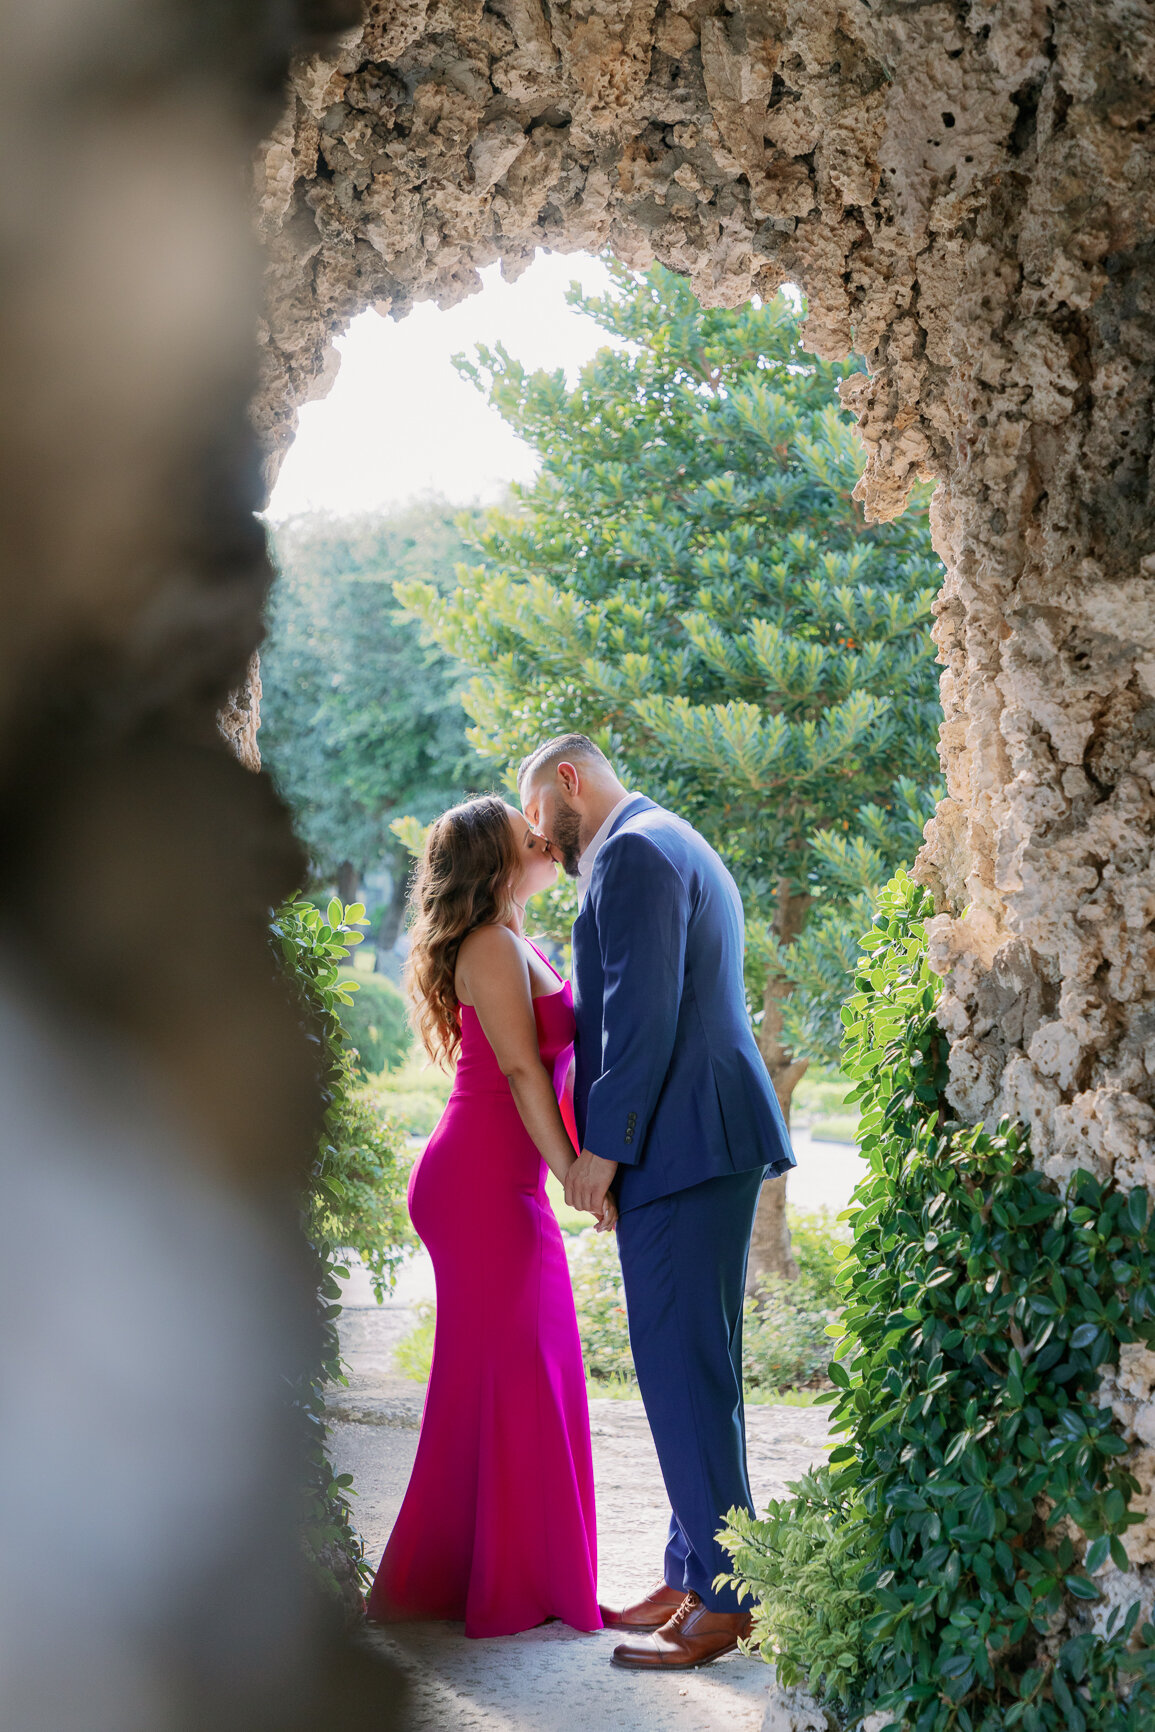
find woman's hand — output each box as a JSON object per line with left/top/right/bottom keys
{"left": 595, "top": 1192, "right": 618, "bottom": 1235}
{"left": 565, "top": 1147, "right": 618, "bottom": 1216}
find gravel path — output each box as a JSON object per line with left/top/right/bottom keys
{"left": 329, "top": 1252, "right": 834, "bottom": 1732}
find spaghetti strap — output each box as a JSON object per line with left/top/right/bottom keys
{"left": 524, "top": 936, "right": 564, "bottom": 983}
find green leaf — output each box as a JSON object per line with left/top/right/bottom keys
{"left": 1108, "top": 1534, "right": 1130, "bottom": 1571}
{"left": 1125, "top": 1189, "right": 1149, "bottom": 1234}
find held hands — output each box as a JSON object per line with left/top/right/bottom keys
{"left": 565, "top": 1148, "right": 619, "bottom": 1234}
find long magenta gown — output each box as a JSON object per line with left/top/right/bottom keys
{"left": 366, "top": 943, "right": 601, "bottom": 1638}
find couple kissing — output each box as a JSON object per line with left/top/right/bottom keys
{"left": 366, "top": 733, "right": 795, "bottom": 1670}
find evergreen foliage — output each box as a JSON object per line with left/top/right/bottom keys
{"left": 720, "top": 874, "right": 1155, "bottom": 1729}
{"left": 262, "top": 503, "right": 487, "bottom": 894}
{"left": 272, "top": 895, "right": 413, "bottom": 1606}
{"left": 565, "top": 1207, "right": 848, "bottom": 1392}
{"left": 397, "top": 266, "right": 943, "bottom": 1060}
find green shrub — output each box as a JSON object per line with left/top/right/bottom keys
{"left": 394, "top": 1301, "right": 435, "bottom": 1382}
{"left": 787, "top": 1207, "right": 853, "bottom": 1307}
{"left": 569, "top": 1231, "right": 635, "bottom": 1384}
{"left": 314, "top": 1083, "right": 413, "bottom": 1301}
{"left": 335, "top": 967, "right": 409, "bottom": 1077}
{"left": 273, "top": 895, "right": 413, "bottom": 1606}
{"left": 568, "top": 1206, "right": 850, "bottom": 1392}
{"left": 742, "top": 1212, "right": 850, "bottom": 1392}
{"left": 394, "top": 1205, "right": 850, "bottom": 1403}
{"left": 793, "top": 1066, "right": 862, "bottom": 1142}
{"left": 723, "top": 1465, "right": 876, "bottom": 1712}
{"left": 721, "top": 870, "right": 1155, "bottom": 1730}
{"left": 368, "top": 1046, "right": 452, "bottom": 1138}
{"left": 743, "top": 1274, "right": 839, "bottom": 1392}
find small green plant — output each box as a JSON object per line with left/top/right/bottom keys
{"left": 788, "top": 1207, "right": 854, "bottom": 1302}
{"left": 747, "top": 1387, "right": 826, "bottom": 1408}
{"left": 720, "top": 871, "right": 1155, "bottom": 1729}
{"left": 743, "top": 1208, "right": 852, "bottom": 1392}
{"left": 273, "top": 894, "right": 413, "bottom": 1606}
{"left": 723, "top": 1465, "right": 877, "bottom": 1709}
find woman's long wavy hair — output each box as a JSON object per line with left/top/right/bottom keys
{"left": 405, "top": 795, "right": 521, "bottom": 1068}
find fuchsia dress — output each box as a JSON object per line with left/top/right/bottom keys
{"left": 366, "top": 942, "right": 601, "bottom": 1638}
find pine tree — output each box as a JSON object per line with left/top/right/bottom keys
{"left": 399, "top": 265, "right": 942, "bottom": 1279}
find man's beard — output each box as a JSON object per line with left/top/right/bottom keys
{"left": 551, "top": 798, "right": 584, "bottom": 877}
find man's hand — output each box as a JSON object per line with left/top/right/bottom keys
{"left": 565, "top": 1148, "right": 618, "bottom": 1220}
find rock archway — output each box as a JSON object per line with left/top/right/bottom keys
{"left": 3, "top": 0, "right": 1150, "bottom": 1716}
{"left": 254, "top": 0, "right": 1155, "bottom": 1572}
{"left": 255, "top": 0, "right": 1155, "bottom": 1577}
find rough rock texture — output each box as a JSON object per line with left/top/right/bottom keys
{"left": 258, "top": 0, "right": 1155, "bottom": 1601}
{"left": 218, "top": 652, "right": 264, "bottom": 771}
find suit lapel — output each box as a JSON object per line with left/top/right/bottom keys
{"left": 574, "top": 795, "right": 655, "bottom": 935}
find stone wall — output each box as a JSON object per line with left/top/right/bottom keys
{"left": 258, "top": 0, "right": 1155, "bottom": 1588}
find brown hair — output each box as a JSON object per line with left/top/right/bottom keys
{"left": 405, "top": 795, "right": 520, "bottom": 1067}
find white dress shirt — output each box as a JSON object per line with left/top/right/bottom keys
{"left": 576, "top": 794, "right": 641, "bottom": 908}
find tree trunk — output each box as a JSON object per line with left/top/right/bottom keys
{"left": 374, "top": 861, "right": 410, "bottom": 969}
{"left": 334, "top": 860, "right": 359, "bottom": 905}
{"left": 746, "top": 884, "right": 810, "bottom": 1293}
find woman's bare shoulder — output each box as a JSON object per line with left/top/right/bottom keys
{"left": 455, "top": 924, "right": 527, "bottom": 1006}
{"left": 457, "top": 922, "right": 523, "bottom": 963}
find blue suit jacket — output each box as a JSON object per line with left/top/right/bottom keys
{"left": 571, "top": 796, "right": 795, "bottom": 1212}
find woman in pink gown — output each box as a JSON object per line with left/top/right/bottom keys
{"left": 366, "top": 795, "right": 609, "bottom": 1638}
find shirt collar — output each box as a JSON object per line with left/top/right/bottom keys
{"left": 576, "top": 794, "right": 640, "bottom": 907}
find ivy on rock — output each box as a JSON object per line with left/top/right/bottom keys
{"left": 721, "top": 872, "right": 1155, "bottom": 1730}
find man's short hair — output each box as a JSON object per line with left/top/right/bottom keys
{"left": 516, "top": 732, "right": 611, "bottom": 788}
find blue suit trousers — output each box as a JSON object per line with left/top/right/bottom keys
{"left": 615, "top": 1167, "right": 764, "bottom": 1612}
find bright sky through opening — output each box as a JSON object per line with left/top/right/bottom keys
{"left": 267, "top": 251, "right": 617, "bottom": 520}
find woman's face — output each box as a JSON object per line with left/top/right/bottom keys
{"left": 505, "top": 804, "right": 559, "bottom": 902}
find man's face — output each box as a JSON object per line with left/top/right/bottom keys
{"left": 521, "top": 771, "right": 584, "bottom": 878}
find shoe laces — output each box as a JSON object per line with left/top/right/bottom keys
{"left": 667, "top": 1591, "right": 700, "bottom": 1630}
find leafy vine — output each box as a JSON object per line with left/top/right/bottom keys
{"left": 722, "top": 871, "right": 1155, "bottom": 1730}
{"left": 272, "top": 895, "right": 413, "bottom": 1611}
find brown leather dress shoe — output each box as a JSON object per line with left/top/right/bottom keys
{"left": 598, "top": 1581, "right": 688, "bottom": 1630}
{"left": 610, "top": 1592, "right": 753, "bottom": 1669}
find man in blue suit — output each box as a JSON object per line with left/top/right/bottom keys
{"left": 519, "top": 733, "right": 795, "bottom": 1670}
